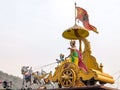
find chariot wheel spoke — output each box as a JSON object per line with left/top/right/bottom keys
{"left": 60, "top": 68, "right": 76, "bottom": 87}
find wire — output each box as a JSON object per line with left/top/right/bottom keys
{"left": 33, "top": 61, "right": 57, "bottom": 71}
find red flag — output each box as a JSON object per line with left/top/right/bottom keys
{"left": 76, "top": 7, "right": 98, "bottom": 33}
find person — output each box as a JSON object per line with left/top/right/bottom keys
{"left": 67, "top": 40, "right": 88, "bottom": 72}
{"left": 67, "top": 40, "right": 79, "bottom": 66}
{"left": 28, "top": 67, "right": 33, "bottom": 85}
{"left": 56, "top": 53, "right": 64, "bottom": 64}
{"left": 28, "top": 67, "right": 33, "bottom": 75}
{"left": 2, "top": 80, "right": 8, "bottom": 88}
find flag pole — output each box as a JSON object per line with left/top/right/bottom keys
{"left": 75, "top": 2, "right": 82, "bottom": 52}
{"left": 75, "top": 2, "right": 77, "bottom": 25}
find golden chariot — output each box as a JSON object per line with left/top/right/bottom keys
{"left": 21, "top": 3, "right": 115, "bottom": 89}
{"left": 46, "top": 24, "right": 114, "bottom": 88}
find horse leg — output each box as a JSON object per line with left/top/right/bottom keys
{"left": 21, "top": 79, "right": 25, "bottom": 89}
{"left": 50, "top": 81, "right": 55, "bottom": 88}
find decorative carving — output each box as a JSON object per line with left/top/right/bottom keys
{"left": 76, "top": 37, "right": 102, "bottom": 72}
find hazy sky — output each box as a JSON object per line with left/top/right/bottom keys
{"left": 0, "top": 0, "right": 120, "bottom": 85}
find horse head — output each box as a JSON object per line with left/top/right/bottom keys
{"left": 21, "top": 66, "right": 29, "bottom": 75}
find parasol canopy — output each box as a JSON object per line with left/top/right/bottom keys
{"left": 62, "top": 25, "right": 89, "bottom": 40}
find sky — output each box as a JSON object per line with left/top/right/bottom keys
{"left": 0, "top": 0, "right": 120, "bottom": 87}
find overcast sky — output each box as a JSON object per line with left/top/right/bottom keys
{"left": 0, "top": 0, "right": 120, "bottom": 86}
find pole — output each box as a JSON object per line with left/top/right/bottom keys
{"left": 74, "top": 2, "right": 82, "bottom": 52}
{"left": 75, "top": 2, "right": 77, "bottom": 25}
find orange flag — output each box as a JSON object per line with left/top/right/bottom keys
{"left": 76, "top": 7, "right": 98, "bottom": 33}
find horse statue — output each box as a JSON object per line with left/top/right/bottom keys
{"left": 21, "top": 66, "right": 39, "bottom": 89}
{"left": 32, "top": 69, "right": 55, "bottom": 89}
{"left": 21, "top": 66, "right": 55, "bottom": 89}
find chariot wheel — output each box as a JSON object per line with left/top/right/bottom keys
{"left": 60, "top": 68, "right": 76, "bottom": 87}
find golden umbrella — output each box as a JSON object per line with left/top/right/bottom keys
{"left": 62, "top": 24, "right": 89, "bottom": 51}
{"left": 62, "top": 24, "right": 89, "bottom": 39}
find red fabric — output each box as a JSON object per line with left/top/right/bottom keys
{"left": 76, "top": 7, "right": 97, "bottom": 32}
{"left": 76, "top": 49, "right": 88, "bottom": 72}
{"left": 0, "top": 80, "right": 2, "bottom": 84}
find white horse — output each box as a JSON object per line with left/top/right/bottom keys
{"left": 40, "top": 70, "right": 55, "bottom": 89}
{"left": 21, "top": 66, "right": 55, "bottom": 89}
{"left": 21, "top": 66, "right": 39, "bottom": 89}
{"left": 33, "top": 70, "right": 55, "bottom": 89}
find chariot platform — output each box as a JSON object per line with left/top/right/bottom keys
{"left": 45, "top": 85, "right": 117, "bottom": 90}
